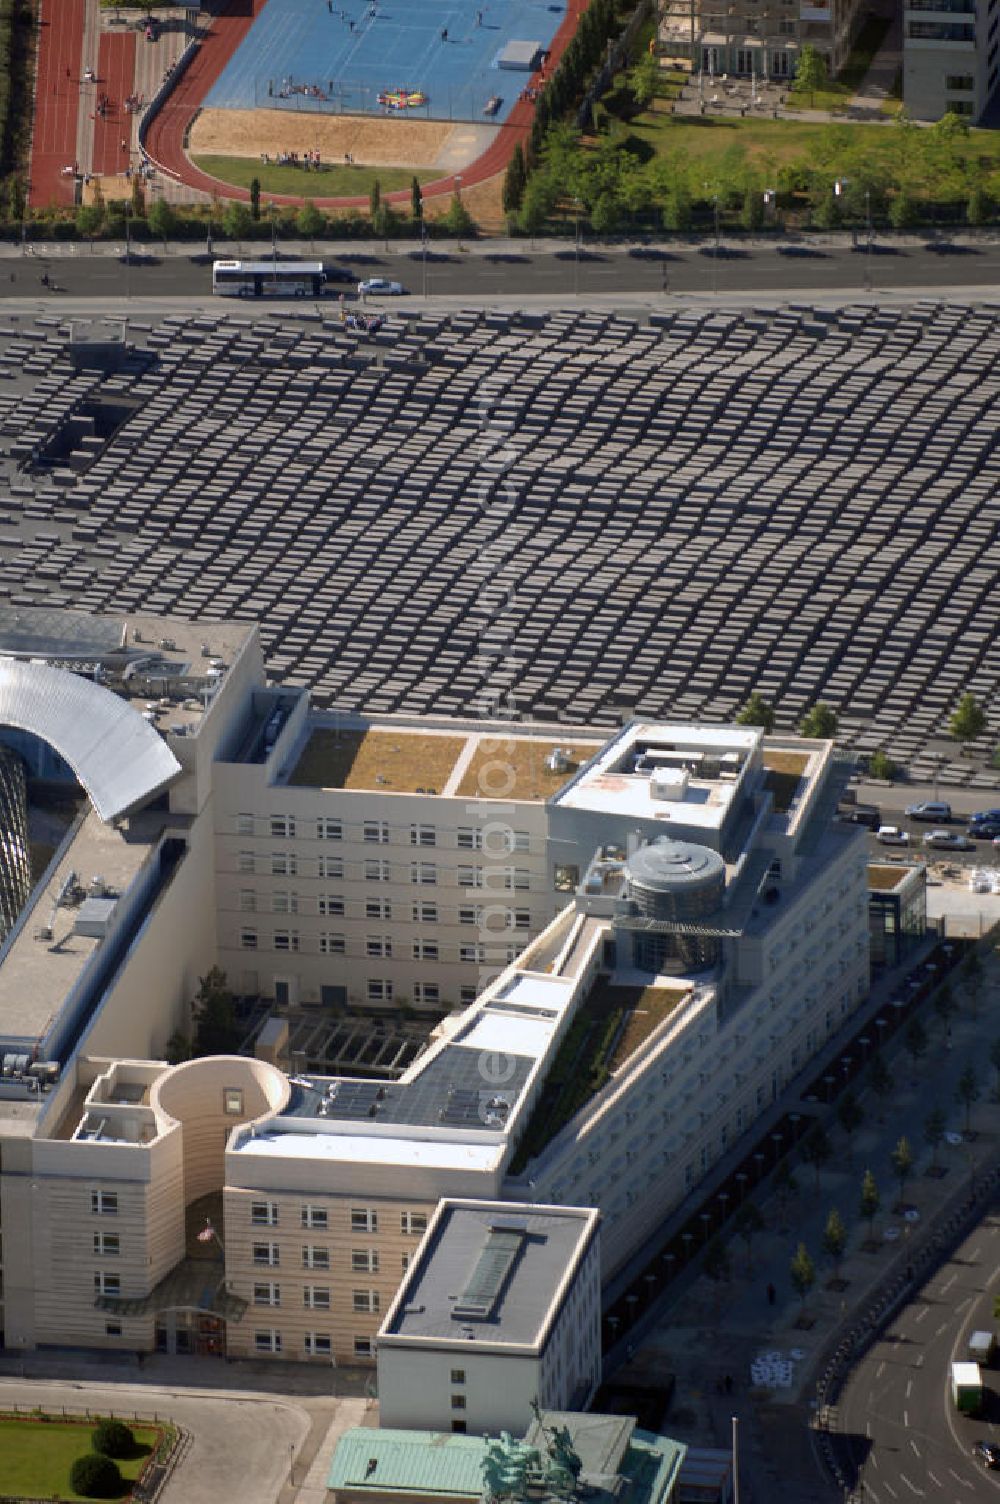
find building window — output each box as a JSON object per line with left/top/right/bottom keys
{"left": 317, "top": 818, "right": 342, "bottom": 840}
{"left": 451, "top": 1394, "right": 466, "bottom": 1410}
{"left": 254, "top": 1282, "right": 281, "bottom": 1306}
{"left": 364, "top": 821, "right": 390, "bottom": 844}
{"left": 946, "top": 72, "right": 974, "bottom": 89}
{"left": 105, "top": 1321, "right": 123, "bottom": 1337}
{"left": 301, "top": 1206, "right": 329, "bottom": 1231}
{"left": 251, "top": 1201, "right": 279, "bottom": 1226}
{"left": 304, "top": 1286, "right": 332, "bottom": 1310}
{"left": 460, "top": 943, "right": 485, "bottom": 964}
{"left": 414, "top": 983, "right": 440, "bottom": 1005}
{"left": 91, "top": 1191, "right": 118, "bottom": 1216}
{"left": 450, "top": 1368, "right": 466, "bottom": 1384}
{"left": 253, "top": 1243, "right": 280, "bottom": 1266}
{"left": 458, "top": 906, "right": 479, "bottom": 925}
{"left": 94, "top": 1272, "right": 121, "bottom": 1296}
{"left": 554, "top": 864, "right": 579, "bottom": 892}
{"left": 353, "top": 1289, "right": 380, "bottom": 1313}
{"left": 273, "top": 891, "right": 299, "bottom": 915}
{"left": 411, "top": 862, "right": 437, "bottom": 885}
{"left": 412, "top": 903, "right": 438, "bottom": 923}
{"left": 457, "top": 866, "right": 482, "bottom": 889}
{"left": 305, "top": 1333, "right": 332, "bottom": 1357}
{"left": 240, "top": 930, "right": 258, "bottom": 950}
{"left": 948, "top": 99, "right": 975, "bottom": 115}
{"left": 352, "top": 1248, "right": 379, "bottom": 1272}
{"left": 224, "top": 1088, "right": 244, "bottom": 1115}
{"left": 367, "top": 980, "right": 393, "bottom": 1004}
{"left": 271, "top": 853, "right": 297, "bottom": 876}
{"left": 351, "top": 1208, "right": 378, "bottom": 1233}
{"left": 237, "top": 813, "right": 254, "bottom": 835}
{"left": 452, "top": 1421, "right": 467, "bottom": 1435}
{"left": 366, "top": 898, "right": 391, "bottom": 919}
{"left": 412, "top": 940, "right": 439, "bottom": 961}
{"left": 255, "top": 1330, "right": 282, "bottom": 1353}
{"left": 366, "top": 936, "right": 392, "bottom": 958}
{"left": 239, "top": 889, "right": 257, "bottom": 912}
{"left": 271, "top": 816, "right": 295, "bottom": 838}
{"left": 317, "top": 856, "right": 344, "bottom": 880}
{"left": 238, "top": 851, "right": 255, "bottom": 873}
{"left": 457, "top": 827, "right": 481, "bottom": 850}
{"left": 460, "top": 986, "right": 477, "bottom": 1005}
{"left": 402, "top": 1212, "right": 428, "bottom": 1235}
{"left": 318, "top": 894, "right": 345, "bottom": 916}
{"left": 365, "top": 859, "right": 391, "bottom": 882}
{"left": 93, "top": 1232, "right": 120, "bottom": 1256}
{"left": 514, "top": 909, "right": 531, "bottom": 930}
{"left": 353, "top": 1337, "right": 372, "bottom": 1359}
{"left": 302, "top": 1246, "right": 330, "bottom": 1270}
{"left": 273, "top": 930, "right": 299, "bottom": 952}
{"left": 410, "top": 824, "right": 437, "bottom": 846}
{"left": 319, "top": 933, "right": 346, "bottom": 955}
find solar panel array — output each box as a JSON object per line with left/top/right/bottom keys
{"left": 0, "top": 301, "right": 997, "bottom": 783}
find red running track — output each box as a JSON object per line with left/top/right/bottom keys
{"left": 92, "top": 31, "right": 137, "bottom": 177}
{"left": 30, "top": 0, "right": 86, "bottom": 207}
{"left": 145, "top": 0, "right": 588, "bottom": 208}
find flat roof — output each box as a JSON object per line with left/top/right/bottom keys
{"left": 232, "top": 1128, "right": 502, "bottom": 1171}
{"left": 327, "top": 1429, "right": 486, "bottom": 1497}
{"left": 286, "top": 727, "right": 468, "bottom": 795}
{"left": 381, "top": 1200, "right": 598, "bottom": 1348}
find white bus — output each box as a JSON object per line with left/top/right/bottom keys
{"left": 212, "top": 260, "right": 326, "bottom": 298}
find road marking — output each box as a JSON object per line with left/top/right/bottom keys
{"left": 949, "top": 1467, "right": 974, "bottom": 1489}
{"left": 906, "top": 1379, "right": 913, "bottom": 1399}
{"left": 928, "top": 1472, "right": 942, "bottom": 1488}
{"left": 915, "top": 1354, "right": 925, "bottom": 1368}
{"left": 910, "top": 1439, "right": 920, "bottom": 1458}
{"left": 991, "top": 1263, "right": 1000, "bottom": 1285}
{"left": 914, "top": 1306, "right": 929, "bottom": 1323}
{"left": 899, "top": 1475, "right": 924, "bottom": 1496}
{"left": 942, "top": 1273, "right": 957, "bottom": 1292}
{"left": 877, "top": 1361, "right": 886, "bottom": 1379}
{"left": 883, "top": 1483, "right": 898, "bottom": 1499}
{"left": 935, "top": 1322, "right": 948, "bottom": 1337}
{"left": 903, "top": 1410, "right": 909, "bottom": 1429}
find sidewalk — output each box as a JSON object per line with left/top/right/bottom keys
{"left": 623, "top": 938, "right": 1000, "bottom": 1499}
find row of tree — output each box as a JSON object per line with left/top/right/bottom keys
{"left": 735, "top": 689, "right": 989, "bottom": 748}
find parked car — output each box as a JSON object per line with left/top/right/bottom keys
{"left": 840, "top": 804, "right": 881, "bottom": 830}
{"left": 877, "top": 826, "right": 910, "bottom": 845}
{"left": 357, "top": 278, "right": 405, "bottom": 296}
{"left": 905, "top": 800, "right": 952, "bottom": 821}
{"left": 974, "top": 1440, "right": 1000, "bottom": 1469}
{"left": 922, "top": 829, "right": 974, "bottom": 851}
{"left": 968, "top": 822, "right": 1000, "bottom": 840}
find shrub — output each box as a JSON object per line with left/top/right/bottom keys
{"left": 92, "top": 1418, "right": 134, "bottom": 1458}
{"left": 70, "top": 1453, "right": 124, "bottom": 1498}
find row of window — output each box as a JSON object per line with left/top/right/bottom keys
{"left": 250, "top": 1205, "right": 426, "bottom": 1234}
{"left": 246, "top": 817, "right": 531, "bottom": 851}
{"left": 252, "top": 1245, "right": 395, "bottom": 1271}
{"left": 254, "top": 1329, "right": 372, "bottom": 1358}
{"left": 238, "top": 855, "right": 535, "bottom": 888}
{"left": 253, "top": 1284, "right": 379, "bottom": 1312}
{"left": 237, "top": 893, "right": 534, "bottom": 927}
{"left": 239, "top": 931, "right": 523, "bottom": 967}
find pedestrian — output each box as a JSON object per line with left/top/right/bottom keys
{"left": 65, "top": 65, "right": 71, "bottom": 80}
{"left": 766, "top": 1281, "right": 776, "bottom": 1306}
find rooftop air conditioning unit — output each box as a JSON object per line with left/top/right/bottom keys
{"left": 544, "top": 747, "right": 572, "bottom": 774}
{"left": 158, "top": 638, "right": 176, "bottom": 651}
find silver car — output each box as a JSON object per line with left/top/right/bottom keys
{"left": 922, "top": 828, "right": 973, "bottom": 851}
{"left": 357, "top": 277, "right": 405, "bottom": 296}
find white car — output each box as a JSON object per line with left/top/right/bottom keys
{"left": 357, "top": 277, "right": 404, "bottom": 296}
{"left": 876, "top": 826, "right": 910, "bottom": 845}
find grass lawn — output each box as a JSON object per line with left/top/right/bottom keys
{"left": 193, "top": 155, "right": 437, "bottom": 199}
{"left": 0, "top": 1417, "right": 160, "bottom": 1501}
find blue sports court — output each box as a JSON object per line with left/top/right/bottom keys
{"left": 205, "top": 0, "right": 566, "bottom": 124}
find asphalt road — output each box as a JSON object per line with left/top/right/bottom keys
{"left": 4, "top": 240, "right": 1000, "bottom": 301}
{"left": 833, "top": 1207, "right": 1000, "bottom": 1501}
{"left": 857, "top": 796, "right": 1000, "bottom": 873}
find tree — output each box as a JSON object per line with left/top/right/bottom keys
{"left": 147, "top": 198, "right": 178, "bottom": 248}
{"left": 773, "top": 1160, "right": 799, "bottom": 1228}
{"left": 70, "top": 1454, "right": 123, "bottom": 1499}
{"left": 869, "top": 1054, "right": 893, "bottom": 1119}
{"left": 800, "top": 702, "right": 838, "bottom": 739}
{"left": 812, "top": 188, "right": 840, "bottom": 230}
{"left": 890, "top": 1134, "right": 914, "bottom": 1203}
{"left": 793, "top": 44, "right": 828, "bottom": 106}
{"left": 949, "top": 692, "right": 986, "bottom": 744}
{"left": 790, "top": 1242, "right": 816, "bottom": 1307}
{"left": 369, "top": 178, "right": 381, "bottom": 220}
{"left": 962, "top": 951, "right": 984, "bottom": 1020}
{"left": 869, "top": 748, "right": 897, "bottom": 781}
{"left": 860, "top": 1168, "right": 880, "bottom": 1240}
{"left": 837, "top": 1088, "right": 864, "bottom": 1158}
{"left": 704, "top": 1236, "right": 731, "bottom": 1282}
{"left": 734, "top": 1202, "right": 765, "bottom": 1270}
{"left": 822, "top": 1207, "right": 848, "bottom": 1278}
{"left": 191, "top": 967, "right": 240, "bottom": 1056}
{"left": 934, "top": 983, "right": 956, "bottom": 1036}
{"left": 904, "top": 1016, "right": 928, "bottom": 1068}
{"left": 590, "top": 192, "right": 620, "bottom": 235}
{"left": 296, "top": 200, "right": 324, "bottom": 241}
{"left": 956, "top": 1064, "right": 980, "bottom": 1134}
{"left": 92, "top": 1419, "right": 134, "bottom": 1459}
{"left": 410, "top": 175, "right": 423, "bottom": 224}
{"left": 222, "top": 200, "right": 253, "bottom": 242}
{"left": 967, "top": 184, "right": 992, "bottom": 227}
{"left": 800, "top": 1124, "right": 832, "bottom": 1192}
{"left": 164, "top": 1029, "right": 192, "bottom": 1065}
{"left": 502, "top": 144, "right": 527, "bottom": 215}
{"left": 662, "top": 188, "right": 692, "bottom": 232}
{"left": 989, "top": 1037, "right": 1000, "bottom": 1101}
{"left": 444, "top": 192, "right": 474, "bottom": 236}
{"left": 923, "top": 1106, "right": 946, "bottom": 1170}
{"left": 740, "top": 185, "right": 764, "bottom": 232}
{"left": 249, "top": 176, "right": 261, "bottom": 222}
{"left": 889, "top": 189, "right": 919, "bottom": 231}
{"left": 736, "top": 691, "right": 775, "bottom": 732}
{"left": 629, "top": 52, "right": 660, "bottom": 109}
{"left": 130, "top": 172, "right": 145, "bottom": 219}
{"left": 76, "top": 203, "right": 103, "bottom": 240}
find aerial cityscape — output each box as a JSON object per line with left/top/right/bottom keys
{"left": 0, "top": 0, "right": 998, "bottom": 1501}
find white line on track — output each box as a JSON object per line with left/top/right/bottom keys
{"left": 928, "top": 1472, "right": 942, "bottom": 1488}
{"left": 910, "top": 1439, "right": 920, "bottom": 1458}
{"left": 906, "top": 1380, "right": 913, "bottom": 1399}
{"left": 935, "top": 1322, "right": 948, "bottom": 1336}
{"left": 913, "top": 1306, "right": 929, "bottom": 1323}
{"left": 899, "top": 1475, "right": 924, "bottom": 1496}
{"left": 942, "top": 1273, "right": 957, "bottom": 1292}
{"left": 903, "top": 1410, "right": 909, "bottom": 1428}
{"left": 884, "top": 1483, "right": 898, "bottom": 1499}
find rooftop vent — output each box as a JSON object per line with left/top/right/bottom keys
{"left": 544, "top": 747, "right": 572, "bottom": 774}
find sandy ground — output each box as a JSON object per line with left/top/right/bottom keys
{"left": 190, "top": 107, "right": 460, "bottom": 169}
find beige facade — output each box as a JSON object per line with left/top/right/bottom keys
{"left": 660, "top": 0, "right": 861, "bottom": 78}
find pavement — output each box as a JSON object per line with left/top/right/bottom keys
{"left": 614, "top": 932, "right": 1000, "bottom": 1502}
{"left": 850, "top": 0, "right": 902, "bottom": 118}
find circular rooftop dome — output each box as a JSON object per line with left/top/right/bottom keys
{"left": 625, "top": 838, "right": 725, "bottom": 892}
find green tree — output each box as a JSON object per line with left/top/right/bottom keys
{"left": 923, "top": 1106, "right": 946, "bottom": 1170}
{"left": 740, "top": 185, "right": 764, "bottom": 232}
{"left": 793, "top": 45, "right": 828, "bottom": 106}
{"left": 502, "top": 144, "right": 527, "bottom": 215}
{"left": 590, "top": 192, "right": 620, "bottom": 235}
{"left": 444, "top": 192, "right": 474, "bottom": 236}
{"left": 736, "top": 691, "right": 775, "bottom": 732}
{"left": 734, "top": 1201, "right": 765, "bottom": 1270}
{"left": 164, "top": 1029, "right": 192, "bottom": 1065}
{"left": 629, "top": 52, "right": 660, "bottom": 109}
{"left": 869, "top": 748, "right": 897, "bottom": 780}
{"left": 860, "top": 1167, "right": 880, "bottom": 1239}
{"left": 790, "top": 1242, "right": 816, "bottom": 1306}
{"left": 962, "top": 951, "right": 984, "bottom": 1020}
{"left": 222, "top": 200, "right": 253, "bottom": 242}
{"left": 92, "top": 1419, "right": 134, "bottom": 1459}
{"left": 890, "top": 1134, "right": 914, "bottom": 1203}
{"left": 904, "top": 1016, "right": 928, "bottom": 1068}
{"left": 801, "top": 1124, "right": 832, "bottom": 1192}
{"left": 837, "top": 1088, "right": 864, "bottom": 1158}
{"left": 411, "top": 175, "right": 423, "bottom": 223}
{"left": 76, "top": 203, "right": 103, "bottom": 240}
{"left": 295, "top": 200, "right": 324, "bottom": 241}
{"left": 800, "top": 702, "right": 838, "bottom": 738}
{"left": 967, "top": 184, "right": 992, "bottom": 227}
{"left": 70, "top": 1454, "right": 123, "bottom": 1499}
{"left": 822, "top": 1207, "right": 848, "bottom": 1277}
{"left": 889, "top": 188, "right": 919, "bottom": 231}
{"left": 130, "top": 173, "right": 146, "bottom": 218}
{"left": 147, "top": 198, "right": 178, "bottom": 248}
{"left": 956, "top": 1064, "right": 980, "bottom": 1134}
{"left": 191, "top": 967, "right": 240, "bottom": 1056}
{"left": 950, "top": 692, "right": 986, "bottom": 743}
{"left": 662, "top": 188, "right": 692, "bottom": 232}
{"left": 249, "top": 176, "right": 261, "bottom": 222}
{"left": 369, "top": 178, "right": 381, "bottom": 219}
{"left": 372, "top": 201, "right": 399, "bottom": 241}
{"left": 812, "top": 188, "right": 840, "bottom": 230}
{"left": 704, "top": 1236, "right": 731, "bottom": 1282}
{"left": 934, "top": 983, "right": 956, "bottom": 1036}
{"left": 869, "top": 1053, "right": 893, "bottom": 1119}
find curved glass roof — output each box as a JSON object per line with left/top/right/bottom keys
{"left": 0, "top": 659, "right": 181, "bottom": 822}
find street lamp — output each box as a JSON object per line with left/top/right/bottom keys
{"left": 419, "top": 207, "right": 428, "bottom": 298}
{"left": 573, "top": 196, "right": 582, "bottom": 296}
